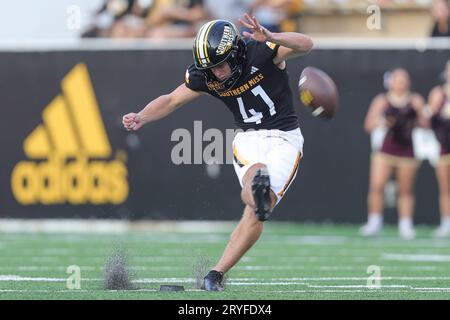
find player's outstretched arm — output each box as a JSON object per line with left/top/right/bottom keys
{"left": 239, "top": 13, "right": 313, "bottom": 66}
{"left": 122, "top": 83, "right": 201, "bottom": 131}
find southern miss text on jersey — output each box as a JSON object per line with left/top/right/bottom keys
{"left": 185, "top": 40, "right": 300, "bottom": 131}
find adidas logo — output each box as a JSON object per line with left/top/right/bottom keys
{"left": 251, "top": 66, "right": 259, "bottom": 75}
{"left": 11, "top": 63, "right": 129, "bottom": 205}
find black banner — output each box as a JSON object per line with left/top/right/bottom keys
{"left": 1, "top": 47, "right": 447, "bottom": 223}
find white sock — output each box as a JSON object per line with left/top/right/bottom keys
{"left": 441, "top": 217, "right": 450, "bottom": 228}
{"left": 368, "top": 214, "right": 382, "bottom": 226}
{"left": 399, "top": 217, "right": 413, "bottom": 229}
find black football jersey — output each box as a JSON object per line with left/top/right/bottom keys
{"left": 184, "top": 40, "right": 299, "bottom": 131}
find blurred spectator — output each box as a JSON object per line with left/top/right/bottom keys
{"left": 202, "top": 0, "right": 251, "bottom": 26}
{"left": 81, "top": 0, "right": 449, "bottom": 40}
{"left": 248, "top": 0, "right": 296, "bottom": 33}
{"left": 147, "top": 0, "right": 252, "bottom": 38}
{"left": 145, "top": 0, "right": 205, "bottom": 39}
{"left": 82, "top": 0, "right": 151, "bottom": 38}
{"left": 82, "top": 0, "right": 254, "bottom": 39}
{"left": 431, "top": 0, "right": 450, "bottom": 37}
{"left": 280, "top": 0, "right": 303, "bottom": 32}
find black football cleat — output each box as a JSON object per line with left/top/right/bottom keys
{"left": 252, "top": 167, "right": 272, "bottom": 221}
{"left": 201, "top": 270, "right": 224, "bottom": 291}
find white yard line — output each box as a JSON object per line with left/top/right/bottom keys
{"left": 1, "top": 287, "right": 449, "bottom": 294}
{"left": 0, "top": 219, "right": 236, "bottom": 234}
{"left": 251, "top": 290, "right": 412, "bottom": 294}
{"left": 307, "top": 285, "right": 409, "bottom": 289}
{"left": 0, "top": 275, "right": 102, "bottom": 282}
{"left": 1, "top": 274, "right": 450, "bottom": 294}
{"left": 0, "top": 265, "right": 185, "bottom": 271}
{"left": 236, "top": 266, "right": 303, "bottom": 270}
{"left": 0, "top": 275, "right": 65, "bottom": 282}
{"left": 272, "top": 276, "right": 450, "bottom": 281}
{"left": 316, "top": 266, "right": 440, "bottom": 271}
{"left": 255, "top": 289, "right": 450, "bottom": 293}
{"left": 0, "top": 264, "right": 444, "bottom": 272}
{"left": 228, "top": 282, "right": 308, "bottom": 286}
{"left": 383, "top": 253, "right": 450, "bottom": 262}
{"left": 0, "top": 266, "right": 99, "bottom": 271}
{"left": 0, "top": 289, "right": 90, "bottom": 293}
{"left": 0, "top": 289, "right": 201, "bottom": 293}
{"left": 133, "top": 278, "right": 195, "bottom": 283}
{"left": 413, "top": 287, "right": 450, "bottom": 291}
{"left": 2, "top": 275, "right": 450, "bottom": 283}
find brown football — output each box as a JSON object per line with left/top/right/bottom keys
{"left": 298, "top": 67, "right": 338, "bottom": 119}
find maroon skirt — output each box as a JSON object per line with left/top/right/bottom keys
{"left": 380, "top": 135, "right": 414, "bottom": 158}
{"left": 441, "top": 145, "right": 450, "bottom": 156}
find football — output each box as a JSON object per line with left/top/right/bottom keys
{"left": 298, "top": 67, "right": 339, "bottom": 119}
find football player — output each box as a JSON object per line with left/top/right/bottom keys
{"left": 122, "top": 14, "right": 313, "bottom": 291}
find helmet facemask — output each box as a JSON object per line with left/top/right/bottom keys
{"left": 203, "top": 42, "right": 245, "bottom": 94}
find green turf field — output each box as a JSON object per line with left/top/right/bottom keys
{"left": 1, "top": 223, "right": 450, "bottom": 300}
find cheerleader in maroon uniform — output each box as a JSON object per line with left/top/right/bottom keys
{"left": 428, "top": 61, "right": 450, "bottom": 237}
{"left": 361, "top": 68, "right": 426, "bottom": 239}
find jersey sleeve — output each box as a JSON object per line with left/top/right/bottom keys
{"left": 184, "top": 64, "right": 209, "bottom": 93}
{"left": 249, "top": 40, "right": 280, "bottom": 65}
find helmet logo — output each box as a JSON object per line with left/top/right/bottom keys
{"left": 216, "top": 26, "right": 234, "bottom": 56}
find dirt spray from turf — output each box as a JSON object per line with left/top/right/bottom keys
{"left": 104, "top": 247, "right": 137, "bottom": 290}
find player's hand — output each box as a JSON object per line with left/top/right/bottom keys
{"left": 122, "top": 112, "right": 143, "bottom": 131}
{"left": 239, "top": 13, "right": 273, "bottom": 43}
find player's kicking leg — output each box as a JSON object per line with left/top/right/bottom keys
{"left": 201, "top": 163, "right": 277, "bottom": 291}
{"left": 201, "top": 129, "right": 303, "bottom": 291}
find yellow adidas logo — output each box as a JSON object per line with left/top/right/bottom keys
{"left": 11, "top": 63, "right": 129, "bottom": 205}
